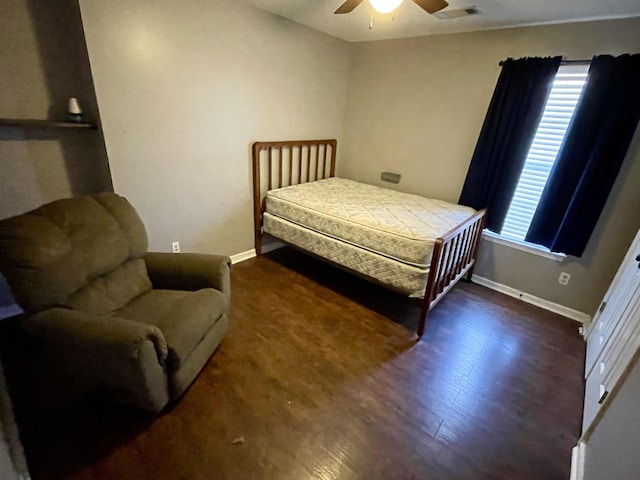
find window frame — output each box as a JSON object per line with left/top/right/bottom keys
{"left": 491, "top": 62, "right": 590, "bottom": 257}
{"left": 482, "top": 229, "right": 566, "bottom": 262}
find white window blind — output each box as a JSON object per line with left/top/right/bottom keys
{"left": 500, "top": 64, "right": 589, "bottom": 243}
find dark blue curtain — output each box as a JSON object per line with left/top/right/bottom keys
{"left": 459, "top": 56, "right": 562, "bottom": 232}
{"left": 526, "top": 54, "right": 640, "bottom": 257}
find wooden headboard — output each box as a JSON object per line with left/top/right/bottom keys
{"left": 252, "top": 139, "right": 337, "bottom": 254}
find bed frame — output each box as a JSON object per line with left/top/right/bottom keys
{"left": 252, "top": 139, "right": 487, "bottom": 338}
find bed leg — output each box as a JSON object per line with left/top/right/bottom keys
{"left": 466, "top": 264, "right": 475, "bottom": 281}
{"left": 254, "top": 230, "right": 263, "bottom": 256}
{"left": 417, "top": 298, "right": 430, "bottom": 339}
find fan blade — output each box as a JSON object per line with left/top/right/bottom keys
{"left": 334, "top": 0, "right": 365, "bottom": 14}
{"left": 413, "top": 0, "right": 449, "bottom": 14}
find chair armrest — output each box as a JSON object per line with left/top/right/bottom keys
{"left": 20, "top": 308, "right": 170, "bottom": 412}
{"left": 22, "top": 308, "right": 168, "bottom": 364}
{"left": 144, "top": 252, "right": 231, "bottom": 303}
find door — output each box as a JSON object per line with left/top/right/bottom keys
{"left": 585, "top": 228, "right": 640, "bottom": 378}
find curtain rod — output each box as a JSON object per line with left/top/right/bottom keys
{"left": 498, "top": 58, "right": 591, "bottom": 66}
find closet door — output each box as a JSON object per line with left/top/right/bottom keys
{"left": 585, "top": 229, "right": 640, "bottom": 378}
{"left": 582, "top": 228, "right": 640, "bottom": 433}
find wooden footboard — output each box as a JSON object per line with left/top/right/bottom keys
{"left": 417, "top": 208, "right": 487, "bottom": 338}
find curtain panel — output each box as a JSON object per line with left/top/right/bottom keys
{"left": 526, "top": 54, "right": 640, "bottom": 257}
{"left": 458, "top": 56, "right": 562, "bottom": 232}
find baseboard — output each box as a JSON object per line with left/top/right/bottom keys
{"left": 230, "top": 249, "right": 256, "bottom": 265}
{"left": 471, "top": 275, "right": 591, "bottom": 324}
{"left": 570, "top": 442, "right": 586, "bottom": 480}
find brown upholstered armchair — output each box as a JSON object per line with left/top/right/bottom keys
{"left": 0, "top": 193, "right": 229, "bottom": 413}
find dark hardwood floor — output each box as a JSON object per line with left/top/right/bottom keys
{"left": 8, "top": 247, "right": 586, "bottom": 480}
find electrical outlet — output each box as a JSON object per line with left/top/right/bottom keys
{"left": 172, "top": 241, "right": 180, "bottom": 253}
{"left": 558, "top": 272, "right": 571, "bottom": 286}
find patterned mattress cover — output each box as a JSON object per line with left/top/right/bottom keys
{"left": 265, "top": 177, "right": 476, "bottom": 268}
{"left": 263, "top": 213, "right": 429, "bottom": 296}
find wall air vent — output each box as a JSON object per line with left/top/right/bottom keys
{"left": 433, "top": 6, "right": 479, "bottom": 20}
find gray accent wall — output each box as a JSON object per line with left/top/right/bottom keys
{"left": 0, "top": 0, "right": 112, "bottom": 221}
{"left": 340, "top": 18, "right": 640, "bottom": 315}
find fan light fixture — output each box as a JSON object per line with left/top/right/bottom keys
{"left": 368, "top": 0, "right": 404, "bottom": 14}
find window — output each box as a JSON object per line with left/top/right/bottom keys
{"left": 500, "top": 64, "right": 589, "bottom": 243}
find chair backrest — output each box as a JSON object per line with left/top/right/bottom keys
{"left": 0, "top": 193, "right": 149, "bottom": 313}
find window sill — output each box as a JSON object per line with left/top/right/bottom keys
{"left": 482, "top": 230, "right": 566, "bottom": 262}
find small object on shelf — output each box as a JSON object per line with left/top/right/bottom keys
{"left": 68, "top": 97, "right": 83, "bottom": 123}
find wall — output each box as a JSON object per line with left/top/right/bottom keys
{"left": 78, "top": 0, "right": 352, "bottom": 256}
{"left": 0, "top": 417, "right": 21, "bottom": 480}
{"left": 583, "top": 358, "right": 640, "bottom": 480}
{"left": 0, "top": 438, "right": 19, "bottom": 480}
{"left": 0, "top": 357, "right": 28, "bottom": 480}
{"left": 341, "top": 18, "right": 640, "bottom": 315}
{"left": 0, "top": 0, "right": 112, "bottom": 221}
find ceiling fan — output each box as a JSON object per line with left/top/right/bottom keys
{"left": 334, "top": 0, "right": 449, "bottom": 15}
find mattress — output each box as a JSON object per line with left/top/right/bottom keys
{"left": 263, "top": 213, "right": 429, "bottom": 296}
{"left": 265, "top": 177, "right": 475, "bottom": 268}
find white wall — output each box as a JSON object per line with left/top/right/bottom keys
{"left": 78, "top": 0, "right": 352, "bottom": 255}
{"left": 341, "top": 18, "right": 640, "bottom": 314}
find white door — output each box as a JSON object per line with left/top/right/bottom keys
{"left": 585, "top": 229, "right": 640, "bottom": 378}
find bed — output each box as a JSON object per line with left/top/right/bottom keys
{"left": 252, "top": 139, "right": 487, "bottom": 338}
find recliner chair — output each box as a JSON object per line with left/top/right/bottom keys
{"left": 0, "top": 193, "right": 229, "bottom": 413}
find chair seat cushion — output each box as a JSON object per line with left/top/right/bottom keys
{"left": 114, "top": 289, "right": 226, "bottom": 372}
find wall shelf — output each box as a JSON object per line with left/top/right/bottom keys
{"left": 0, "top": 118, "right": 96, "bottom": 129}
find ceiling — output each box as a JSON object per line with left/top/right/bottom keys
{"left": 246, "top": 0, "right": 640, "bottom": 42}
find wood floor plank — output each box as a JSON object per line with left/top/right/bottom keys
{"left": 5, "top": 247, "right": 586, "bottom": 480}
